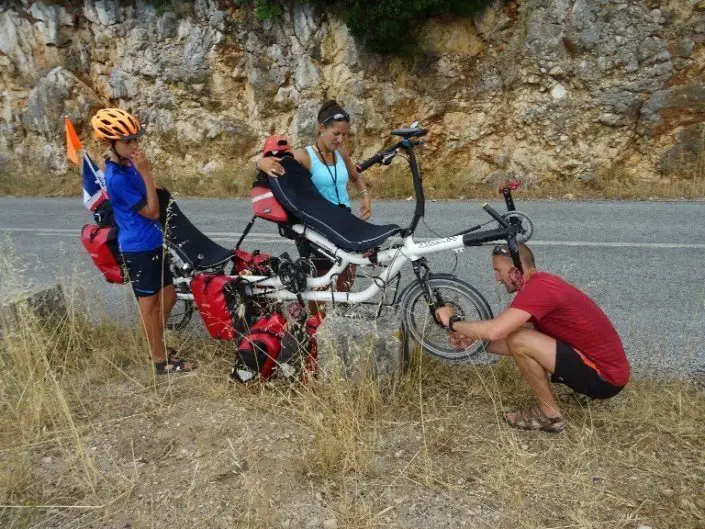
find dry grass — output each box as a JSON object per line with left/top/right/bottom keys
{"left": 2, "top": 157, "right": 704, "bottom": 200}
{"left": 0, "top": 168, "right": 77, "bottom": 197}
{"left": 366, "top": 160, "right": 705, "bottom": 201}
{"left": 1, "top": 256, "right": 704, "bottom": 528}
{"left": 156, "top": 166, "right": 254, "bottom": 198}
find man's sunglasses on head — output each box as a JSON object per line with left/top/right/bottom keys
{"left": 492, "top": 245, "right": 510, "bottom": 256}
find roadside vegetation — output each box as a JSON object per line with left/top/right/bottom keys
{"left": 1, "top": 254, "right": 703, "bottom": 528}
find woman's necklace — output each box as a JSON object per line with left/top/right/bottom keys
{"left": 315, "top": 141, "right": 341, "bottom": 205}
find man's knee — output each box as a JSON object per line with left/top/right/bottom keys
{"left": 506, "top": 329, "right": 532, "bottom": 356}
{"left": 506, "top": 329, "right": 558, "bottom": 373}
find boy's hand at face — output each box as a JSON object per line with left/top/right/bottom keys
{"left": 130, "top": 150, "right": 151, "bottom": 176}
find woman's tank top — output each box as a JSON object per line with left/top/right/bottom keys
{"left": 305, "top": 145, "right": 350, "bottom": 207}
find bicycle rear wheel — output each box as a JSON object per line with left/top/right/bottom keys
{"left": 166, "top": 245, "right": 194, "bottom": 331}
{"left": 166, "top": 282, "right": 194, "bottom": 331}
{"left": 400, "top": 275, "right": 493, "bottom": 363}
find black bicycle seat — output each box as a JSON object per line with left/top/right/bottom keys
{"left": 391, "top": 127, "right": 427, "bottom": 138}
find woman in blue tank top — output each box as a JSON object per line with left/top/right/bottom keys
{"left": 298, "top": 100, "right": 371, "bottom": 218}
{"left": 257, "top": 100, "right": 372, "bottom": 218}
{"left": 254, "top": 100, "right": 373, "bottom": 300}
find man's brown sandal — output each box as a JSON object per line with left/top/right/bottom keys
{"left": 505, "top": 406, "right": 565, "bottom": 433}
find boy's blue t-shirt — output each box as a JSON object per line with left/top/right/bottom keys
{"left": 105, "top": 160, "right": 163, "bottom": 252}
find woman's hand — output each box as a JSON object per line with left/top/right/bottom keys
{"left": 359, "top": 194, "right": 372, "bottom": 220}
{"left": 257, "top": 157, "right": 285, "bottom": 177}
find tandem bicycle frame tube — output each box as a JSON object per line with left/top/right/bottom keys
{"left": 239, "top": 227, "right": 514, "bottom": 304}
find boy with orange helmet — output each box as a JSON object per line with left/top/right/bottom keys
{"left": 91, "top": 108, "right": 195, "bottom": 374}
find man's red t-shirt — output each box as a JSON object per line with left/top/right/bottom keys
{"left": 510, "top": 272, "right": 629, "bottom": 386}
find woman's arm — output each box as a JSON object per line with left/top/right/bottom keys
{"left": 255, "top": 146, "right": 310, "bottom": 177}
{"left": 340, "top": 149, "right": 371, "bottom": 220}
{"left": 293, "top": 148, "right": 311, "bottom": 171}
{"left": 256, "top": 157, "right": 285, "bottom": 177}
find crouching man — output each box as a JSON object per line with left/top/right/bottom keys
{"left": 436, "top": 244, "right": 629, "bottom": 433}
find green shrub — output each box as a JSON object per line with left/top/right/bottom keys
{"left": 243, "top": 0, "right": 498, "bottom": 54}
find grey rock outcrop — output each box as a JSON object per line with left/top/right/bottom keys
{"left": 0, "top": 0, "right": 703, "bottom": 186}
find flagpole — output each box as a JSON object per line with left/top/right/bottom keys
{"left": 66, "top": 116, "right": 109, "bottom": 210}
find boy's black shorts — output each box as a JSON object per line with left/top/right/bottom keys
{"left": 122, "top": 247, "right": 173, "bottom": 298}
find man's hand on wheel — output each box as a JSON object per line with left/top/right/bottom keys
{"left": 450, "top": 332, "right": 477, "bottom": 351}
{"left": 435, "top": 306, "right": 454, "bottom": 327}
{"left": 437, "top": 306, "right": 476, "bottom": 350}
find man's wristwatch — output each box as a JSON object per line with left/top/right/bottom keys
{"left": 448, "top": 315, "right": 462, "bottom": 332}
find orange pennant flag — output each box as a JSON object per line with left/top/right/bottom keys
{"left": 65, "top": 116, "right": 82, "bottom": 166}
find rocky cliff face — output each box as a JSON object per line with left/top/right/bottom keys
{"left": 1, "top": 0, "right": 704, "bottom": 194}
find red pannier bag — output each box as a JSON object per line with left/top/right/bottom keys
{"left": 191, "top": 274, "right": 247, "bottom": 341}
{"left": 233, "top": 248, "right": 274, "bottom": 275}
{"left": 250, "top": 186, "right": 289, "bottom": 224}
{"left": 231, "top": 311, "right": 287, "bottom": 383}
{"left": 81, "top": 224, "right": 125, "bottom": 284}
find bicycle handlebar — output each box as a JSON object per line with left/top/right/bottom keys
{"left": 482, "top": 203, "right": 509, "bottom": 228}
{"left": 463, "top": 205, "right": 525, "bottom": 272}
{"left": 355, "top": 152, "right": 383, "bottom": 173}
{"left": 391, "top": 127, "right": 428, "bottom": 138}
{"left": 355, "top": 128, "right": 524, "bottom": 272}
{"left": 355, "top": 140, "right": 404, "bottom": 173}
{"left": 355, "top": 127, "right": 428, "bottom": 173}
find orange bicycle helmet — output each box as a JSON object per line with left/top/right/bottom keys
{"left": 91, "top": 108, "right": 145, "bottom": 141}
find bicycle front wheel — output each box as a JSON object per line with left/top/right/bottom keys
{"left": 400, "top": 275, "right": 493, "bottom": 363}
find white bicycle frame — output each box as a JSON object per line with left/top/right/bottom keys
{"left": 171, "top": 212, "right": 531, "bottom": 305}
{"left": 172, "top": 128, "right": 529, "bottom": 306}
{"left": 258, "top": 224, "right": 473, "bottom": 303}
{"left": 171, "top": 222, "right": 472, "bottom": 304}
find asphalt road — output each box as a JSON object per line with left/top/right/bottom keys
{"left": 1, "top": 196, "right": 703, "bottom": 377}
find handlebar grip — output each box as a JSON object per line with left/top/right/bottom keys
{"left": 482, "top": 203, "right": 509, "bottom": 228}
{"left": 355, "top": 153, "right": 382, "bottom": 173}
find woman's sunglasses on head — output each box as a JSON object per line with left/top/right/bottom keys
{"left": 321, "top": 112, "right": 350, "bottom": 124}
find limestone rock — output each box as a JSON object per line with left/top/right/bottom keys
{"left": 294, "top": 55, "right": 321, "bottom": 91}
{"left": 22, "top": 67, "right": 102, "bottom": 138}
{"left": 316, "top": 314, "right": 405, "bottom": 391}
{"left": 420, "top": 18, "right": 484, "bottom": 56}
{"left": 0, "top": 285, "right": 68, "bottom": 336}
{"left": 640, "top": 84, "right": 705, "bottom": 136}
{"left": 0, "top": 0, "right": 702, "bottom": 191}
{"left": 658, "top": 124, "right": 705, "bottom": 174}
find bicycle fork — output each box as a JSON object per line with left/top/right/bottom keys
{"left": 412, "top": 259, "right": 446, "bottom": 326}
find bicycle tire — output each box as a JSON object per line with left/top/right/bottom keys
{"left": 166, "top": 245, "right": 194, "bottom": 331}
{"left": 166, "top": 283, "right": 194, "bottom": 331}
{"left": 400, "top": 275, "right": 493, "bottom": 363}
